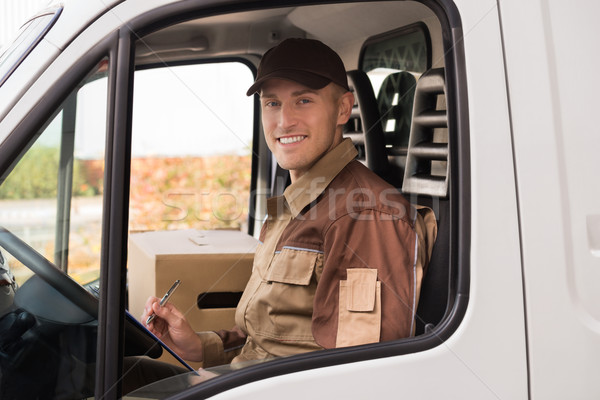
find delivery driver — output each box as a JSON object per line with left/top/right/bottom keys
{"left": 141, "top": 38, "right": 435, "bottom": 368}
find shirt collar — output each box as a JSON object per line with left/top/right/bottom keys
{"left": 283, "top": 138, "right": 358, "bottom": 217}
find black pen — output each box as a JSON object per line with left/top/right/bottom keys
{"left": 146, "top": 279, "right": 181, "bottom": 325}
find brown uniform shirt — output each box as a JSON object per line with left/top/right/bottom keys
{"left": 199, "top": 139, "right": 436, "bottom": 366}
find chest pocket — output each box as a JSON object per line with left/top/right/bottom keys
{"left": 267, "top": 247, "right": 322, "bottom": 285}
{"left": 249, "top": 247, "right": 323, "bottom": 346}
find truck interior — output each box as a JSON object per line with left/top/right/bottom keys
{"left": 0, "top": 1, "right": 469, "bottom": 398}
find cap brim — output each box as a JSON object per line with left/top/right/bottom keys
{"left": 246, "top": 69, "right": 332, "bottom": 96}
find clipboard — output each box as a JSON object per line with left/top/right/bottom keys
{"left": 126, "top": 310, "right": 197, "bottom": 373}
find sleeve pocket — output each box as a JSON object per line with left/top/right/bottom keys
{"left": 336, "top": 268, "right": 381, "bottom": 347}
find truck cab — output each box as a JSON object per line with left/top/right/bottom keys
{"left": 0, "top": 0, "right": 598, "bottom": 399}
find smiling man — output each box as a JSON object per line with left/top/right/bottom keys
{"left": 142, "top": 38, "right": 436, "bottom": 367}
{"left": 252, "top": 39, "right": 354, "bottom": 182}
{"left": 259, "top": 77, "right": 350, "bottom": 181}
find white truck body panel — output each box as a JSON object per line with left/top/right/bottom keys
{"left": 500, "top": 0, "right": 600, "bottom": 397}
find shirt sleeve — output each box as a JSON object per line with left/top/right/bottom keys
{"left": 311, "top": 209, "right": 418, "bottom": 348}
{"left": 197, "top": 326, "right": 247, "bottom": 367}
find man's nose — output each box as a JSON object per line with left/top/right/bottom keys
{"left": 279, "top": 103, "right": 297, "bottom": 129}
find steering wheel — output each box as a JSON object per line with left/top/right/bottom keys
{"left": 0, "top": 226, "right": 162, "bottom": 358}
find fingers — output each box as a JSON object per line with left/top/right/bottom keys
{"left": 151, "top": 301, "right": 187, "bottom": 328}
{"left": 140, "top": 298, "right": 203, "bottom": 361}
{"left": 141, "top": 296, "right": 185, "bottom": 329}
{"left": 145, "top": 295, "right": 160, "bottom": 309}
{"left": 141, "top": 296, "right": 160, "bottom": 322}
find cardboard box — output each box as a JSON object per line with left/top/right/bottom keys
{"left": 128, "top": 229, "right": 257, "bottom": 368}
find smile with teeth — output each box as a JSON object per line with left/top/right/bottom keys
{"left": 279, "top": 136, "right": 306, "bottom": 144}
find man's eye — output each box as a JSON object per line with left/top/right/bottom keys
{"left": 265, "top": 101, "right": 279, "bottom": 107}
{"left": 298, "top": 98, "right": 311, "bottom": 104}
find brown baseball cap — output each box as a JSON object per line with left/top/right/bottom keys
{"left": 246, "top": 38, "right": 350, "bottom": 96}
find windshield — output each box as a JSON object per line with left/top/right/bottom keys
{"left": 0, "top": 7, "right": 62, "bottom": 87}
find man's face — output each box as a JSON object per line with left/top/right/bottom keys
{"left": 260, "top": 78, "right": 352, "bottom": 182}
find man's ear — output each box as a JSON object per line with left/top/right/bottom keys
{"left": 337, "top": 91, "right": 355, "bottom": 125}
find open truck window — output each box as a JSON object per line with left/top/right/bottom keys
{"left": 123, "top": 1, "right": 467, "bottom": 398}
{"left": 126, "top": 61, "right": 257, "bottom": 371}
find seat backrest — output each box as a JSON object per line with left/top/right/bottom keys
{"left": 344, "top": 70, "right": 390, "bottom": 177}
{"left": 401, "top": 67, "right": 451, "bottom": 335}
{"left": 344, "top": 70, "right": 414, "bottom": 188}
{"left": 377, "top": 71, "right": 416, "bottom": 151}
{"left": 412, "top": 194, "right": 450, "bottom": 335}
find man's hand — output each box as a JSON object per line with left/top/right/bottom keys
{"left": 142, "top": 296, "right": 204, "bottom": 362}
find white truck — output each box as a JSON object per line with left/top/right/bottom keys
{"left": 0, "top": 0, "right": 598, "bottom": 399}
